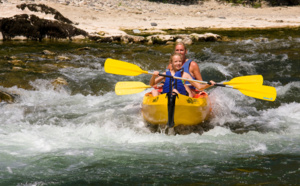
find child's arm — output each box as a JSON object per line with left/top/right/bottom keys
{"left": 184, "top": 85, "right": 193, "bottom": 98}
{"left": 150, "top": 71, "right": 165, "bottom": 86}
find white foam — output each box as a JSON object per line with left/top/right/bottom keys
{"left": 1, "top": 77, "right": 300, "bottom": 162}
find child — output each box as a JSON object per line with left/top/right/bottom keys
{"left": 150, "top": 53, "right": 215, "bottom": 97}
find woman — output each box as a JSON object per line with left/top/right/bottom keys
{"left": 173, "top": 42, "right": 215, "bottom": 95}
{"left": 174, "top": 42, "right": 203, "bottom": 80}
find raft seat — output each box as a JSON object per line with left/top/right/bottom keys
{"left": 153, "top": 85, "right": 163, "bottom": 93}
{"left": 193, "top": 91, "right": 208, "bottom": 98}
{"left": 147, "top": 91, "right": 208, "bottom": 99}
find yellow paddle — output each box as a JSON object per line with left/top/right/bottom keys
{"left": 231, "top": 84, "right": 276, "bottom": 101}
{"left": 115, "top": 81, "right": 276, "bottom": 101}
{"left": 115, "top": 81, "right": 151, "bottom": 95}
{"left": 105, "top": 58, "right": 263, "bottom": 85}
{"left": 105, "top": 59, "right": 276, "bottom": 101}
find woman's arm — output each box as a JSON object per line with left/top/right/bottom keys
{"left": 182, "top": 72, "right": 215, "bottom": 91}
{"left": 189, "top": 61, "right": 203, "bottom": 81}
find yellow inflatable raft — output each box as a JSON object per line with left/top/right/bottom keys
{"left": 141, "top": 92, "right": 211, "bottom": 127}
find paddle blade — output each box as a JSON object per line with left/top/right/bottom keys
{"left": 223, "top": 75, "right": 263, "bottom": 86}
{"left": 115, "top": 81, "right": 151, "bottom": 95}
{"left": 104, "top": 58, "right": 148, "bottom": 76}
{"left": 233, "top": 84, "right": 277, "bottom": 101}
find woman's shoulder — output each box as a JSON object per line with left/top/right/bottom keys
{"left": 189, "top": 60, "right": 200, "bottom": 69}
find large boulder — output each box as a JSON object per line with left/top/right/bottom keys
{"left": 17, "top": 3, "right": 73, "bottom": 24}
{"left": 0, "top": 3, "right": 88, "bottom": 41}
{"left": 0, "top": 14, "right": 88, "bottom": 41}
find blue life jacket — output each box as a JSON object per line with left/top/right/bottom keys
{"left": 182, "top": 59, "right": 194, "bottom": 78}
{"left": 182, "top": 59, "right": 196, "bottom": 89}
{"left": 162, "top": 70, "right": 187, "bottom": 95}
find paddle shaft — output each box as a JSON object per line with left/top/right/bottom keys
{"left": 154, "top": 72, "right": 230, "bottom": 88}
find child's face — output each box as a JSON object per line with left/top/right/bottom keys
{"left": 171, "top": 55, "right": 182, "bottom": 71}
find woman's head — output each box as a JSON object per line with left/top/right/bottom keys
{"left": 169, "top": 53, "right": 183, "bottom": 71}
{"left": 174, "top": 42, "right": 187, "bottom": 59}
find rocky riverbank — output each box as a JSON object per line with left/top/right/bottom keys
{"left": 0, "top": 0, "right": 300, "bottom": 42}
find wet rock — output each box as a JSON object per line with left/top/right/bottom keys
{"left": 8, "top": 59, "right": 25, "bottom": 66}
{"left": 166, "top": 41, "right": 175, "bottom": 45}
{"left": 202, "top": 33, "right": 222, "bottom": 41}
{"left": 97, "top": 31, "right": 106, "bottom": 36}
{"left": 76, "top": 47, "right": 91, "bottom": 51}
{"left": 147, "top": 123, "right": 206, "bottom": 135}
{"left": 52, "top": 77, "right": 68, "bottom": 90}
{"left": 181, "top": 36, "right": 193, "bottom": 45}
{"left": 72, "top": 35, "right": 86, "bottom": 40}
{"left": 174, "top": 124, "right": 204, "bottom": 135}
{"left": 89, "top": 29, "right": 221, "bottom": 44}
{"left": 57, "top": 56, "right": 71, "bottom": 61}
{"left": 145, "top": 33, "right": 221, "bottom": 44}
{"left": 121, "top": 35, "right": 145, "bottom": 44}
{"left": 190, "top": 33, "right": 221, "bottom": 42}
{"left": 254, "top": 37, "right": 269, "bottom": 42}
{"left": 95, "top": 35, "right": 122, "bottom": 43}
{"left": 0, "top": 90, "right": 16, "bottom": 103}
{"left": 43, "top": 50, "right": 56, "bottom": 55}
{"left": 12, "top": 66, "right": 23, "bottom": 71}
{"left": 147, "top": 34, "right": 176, "bottom": 44}
{"left": 4, "top": 56, "right": 17, "bottom": 60}
{"left": 140, "top": 29, "right": 167, "bottom": 35}
{"left": 41, "top": 55, "right": 55, "bottom": 60}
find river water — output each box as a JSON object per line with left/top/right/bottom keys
{"left": 0, "top": 32, "right": 300, "bottom": 185}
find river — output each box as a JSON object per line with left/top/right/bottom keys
{"left": 0, "top": 31, "right": 299, "bottom": 185}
